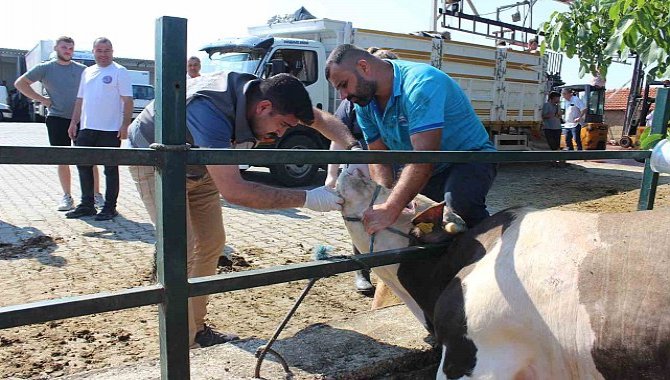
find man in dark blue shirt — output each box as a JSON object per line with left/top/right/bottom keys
{"left": 129, "top": 72, "right": 357, "bottom": 348}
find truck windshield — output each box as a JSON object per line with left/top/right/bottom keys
{"left": 200, "top": 51, "right": 262, "bottom": 75}
{"left": 133, "top": 85, "right": 155, "bottom": 100}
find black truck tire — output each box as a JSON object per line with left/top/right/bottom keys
{"left": 270, "top": 134, "right": 320, "bottom": 187}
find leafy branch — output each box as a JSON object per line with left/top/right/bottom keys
{"left": 541, "top": 0, "right": 670, "bottom": 79}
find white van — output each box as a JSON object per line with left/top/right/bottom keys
{"left": 0, "top": 85, "right": 12, "bottom": 121}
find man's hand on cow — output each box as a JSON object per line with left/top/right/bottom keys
{"left": 304, "top": 186, "right": 343, "bottom": 212}
{"left": 324, "top": 172, "right": 338, "bottom": 189}
{"left": 362, "top": 202, "right": 402, "bottom": 235}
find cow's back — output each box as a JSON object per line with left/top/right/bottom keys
{"left": 579, "top": 209, "right": 670, "bottom": 379}
{"left": 436, "top": 208, "right": 670, "bottom": 379}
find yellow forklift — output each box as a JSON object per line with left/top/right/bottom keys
{"left": 556, "top": 84, "right": 608, "bottom": 150}
{"left": 619, "top": 79, "right": 670, "bottom": 148}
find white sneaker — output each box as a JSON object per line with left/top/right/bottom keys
{"left": 94, "top": 193, "right": 105, "bottom": 209}
{"left": 57, "top": 194, "right": 75, "bottom": 211}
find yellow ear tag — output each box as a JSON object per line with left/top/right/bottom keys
{"left": 416, "top": 222, "right": 434, "bottom": 234}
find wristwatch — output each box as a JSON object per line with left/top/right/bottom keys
{"left": 346, "top": 141, "right": 362, "bottom": 150}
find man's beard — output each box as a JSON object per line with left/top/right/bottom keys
{"left": 56, "top": 52, "right": 71, "bottom": 62}
{"left": 347, "top": 73, "right": 377, "bottom": 107}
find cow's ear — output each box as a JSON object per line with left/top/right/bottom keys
{"left": 411, "top": 202, "right": 452, "bottom": 243}
{"left": 411, "top": 202, "right": 445, "bottom": 238}
{"left": 412, "top": 202, "right": 445, "bottom": 226}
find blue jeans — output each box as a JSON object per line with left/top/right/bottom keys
{"left": 563, "top": 126, "right": 582, "bottom": 150}
{"left": 420, "top": 162, "right": 497, "bottom": 228}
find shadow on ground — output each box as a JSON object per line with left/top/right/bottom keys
{"left": 0, "top": 221, "right": 66, "bottom": 267}
{"left": 79, "top": 214, "right": 155, "bottom": 244}
{"left": 228, "top": 323, "right": 439, "bottom": 379}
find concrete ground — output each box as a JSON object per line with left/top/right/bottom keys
{"left": 62, "top": 305, "right": 437, "bottom": 380}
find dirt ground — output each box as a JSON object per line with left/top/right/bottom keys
{"left": 1, "top": 161, "right": 669, "bottom": 379}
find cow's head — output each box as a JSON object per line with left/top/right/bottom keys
{"left": 337, "top": 169, "right": 467, "bottom": 252}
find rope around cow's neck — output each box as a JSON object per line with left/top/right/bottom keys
{"left": 342, "top": 184, "right": 411, "bottom": 254}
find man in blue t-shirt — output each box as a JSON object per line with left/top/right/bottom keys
{"left": 325, "top": 44, "right": 497, "bottom": 233}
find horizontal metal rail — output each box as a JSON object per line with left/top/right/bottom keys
{"left": 0, "top": 146, "right": 653, "bottom": 166}
{"left": 0, "top": 285, "right": 163, "bottom": 329}
{"left": 189, "top": 243, "right": 449, "bottom": 297}
{"left": 0, "top": 244, "right": 446, "bottom": 330}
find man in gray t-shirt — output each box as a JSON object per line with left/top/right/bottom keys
{"left": 14, "top": 36, "right": 98, "bottom": 211}
{"left": 541, "top": 91, "right": 562, "bottom": 151}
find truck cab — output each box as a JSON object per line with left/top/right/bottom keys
{"left": 127, "top": 70, "right": 155, "bottom": 119}
{"left": 199, "top": 36, "right": 331, "bottom": 186}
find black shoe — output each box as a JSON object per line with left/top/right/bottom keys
{"left": 192, "top": 324, "right": 239, "bottom": 348}
{"left": 355, "top": 270, "right": 375, "bottom": 295}
{"left": 65, "top": 205, "right": 97, "bottom": 219}
{"left": 95, "top": 208, "right": 119, "bottom": 221}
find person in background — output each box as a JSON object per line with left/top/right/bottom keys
{"left": 66, "top": 37, "right": 133, "bottom": 221}
{"left": 646, "top": 106, "right": 655, "bottom": 127}
{"left": 527, "top": 38, "right": 539, "bottom": 53}
{"left": 325, "top": 47, "right": 399, "bottom": 295}
{"left": 590, "top": 70, "right": 606, "bottom": 88}
{"left": 187, "top": 56, "right": 201, "bottom": 79}
{"left": 542, "top": 91, "right": 562, "bottom": 151}
{"left": 14, "top": 36, "right": 103, "bottom": 211}
{"left": 561, "top": 88, "right": 586, "bottom": 151}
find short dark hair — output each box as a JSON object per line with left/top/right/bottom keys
{"left": 55, "top": 36, "right": 74, "bottom": 45}
{"left": 251, "top": 73, "right": 314, "bottom": 124}
{"left": 325, "top": 44, "right": 374, "bottom": 80}
{"left": 188, "top": 56, "right": 201, "bottom": 63}
{"left": 548, "top": 91, "right": 560, "bottom": 100}
{"left": 93, "top": 37, "right": 113, "bottom": 49}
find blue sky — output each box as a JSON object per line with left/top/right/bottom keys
{"left": 3, "top": 0, "right": 634, "bottom": 88}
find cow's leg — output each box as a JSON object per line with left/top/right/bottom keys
{"left": 371, "top": 280, "right": 401, "bottom": 309}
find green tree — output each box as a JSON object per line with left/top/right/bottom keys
{"left": 541, "top": 0, "right": 670, "bottom": 79}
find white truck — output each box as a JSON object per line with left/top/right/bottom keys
{"left": 128, "top": 70, "right": 154, "bottom": 119}
{"left": 199, "top": 17, "right": 558, "bottom": 186}
{"left": 0, "top": 85, "right": 11, "bottom": 121}
{"left": 25, "top": 40, "right": 96, "bottom": 121}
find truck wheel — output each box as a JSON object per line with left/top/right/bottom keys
{"left": 270, "top": 134, "right": 319, "bottom": 187}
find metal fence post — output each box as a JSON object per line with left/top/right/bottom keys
{"left": 638, "top": 87, "right": 670, "bottom": 210}
{"left": 155, "top": 16, "right": 189, "bottom": 379}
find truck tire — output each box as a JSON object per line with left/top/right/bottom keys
{"left": 270, "top": 134, "right": 320, "bottom": 187}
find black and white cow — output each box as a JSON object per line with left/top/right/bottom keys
{"left": 337, "top": 170, "right": 670, "bottom": 379}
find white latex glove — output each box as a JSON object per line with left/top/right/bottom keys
{"left": 304, "top": 186, "right": 343, "bottom": 212}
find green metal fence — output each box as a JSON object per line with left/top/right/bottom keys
{"left": 1, "top": 16, "right": 669, "bottom": 379}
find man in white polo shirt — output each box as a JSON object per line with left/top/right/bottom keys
{"left": 67, "top": 37, "right": 133, "bottom": 220}
{"left": 561, "top": 88, "right": 587, "bottom": 151}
